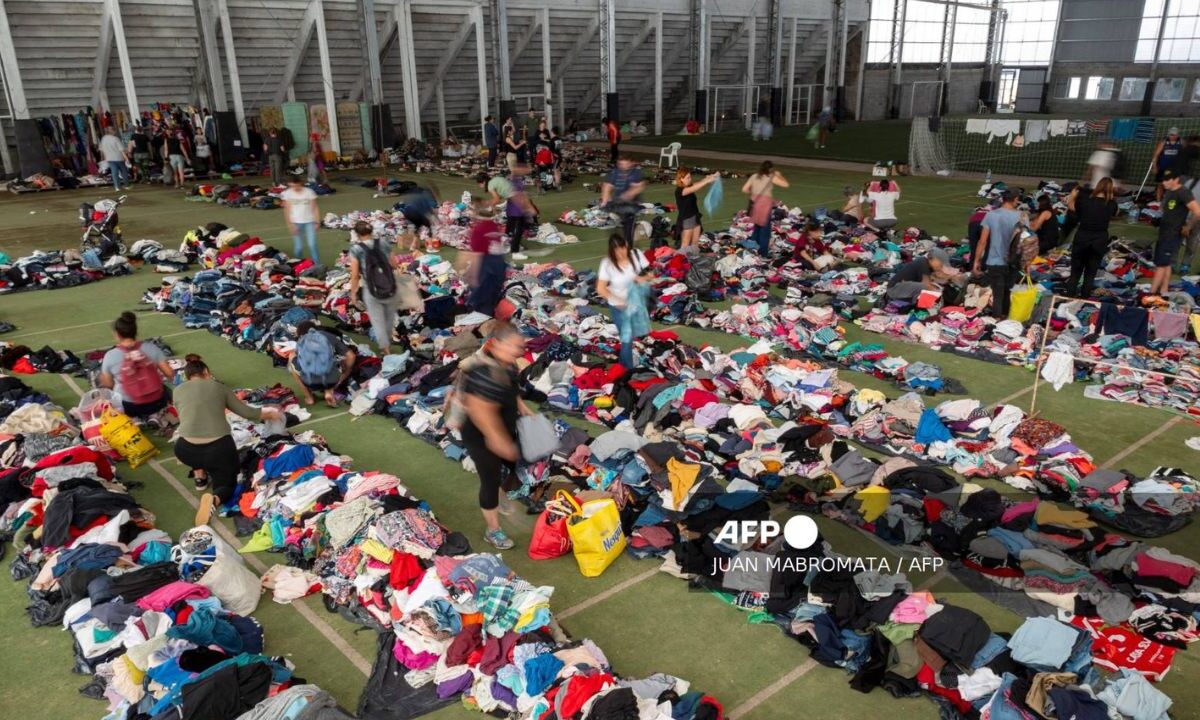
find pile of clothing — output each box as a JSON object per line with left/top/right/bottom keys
{"left": 0, "top": 342, "right": 82, "bottom": 375}
{"left": 0, "top": 390, "right": 360, "bottom": 720}
{"left": 0, "top": 249, "right": 132, "bottom": 294}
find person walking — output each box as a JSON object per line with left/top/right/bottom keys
{"left": 162, "top": 129, "right": 190, "bottom": 188}
{"left": 281, "top": 173, "right": 320, "bottom": 262}
{"left": 1064, "top": 178, "right": 1117, "bottom": 298}
{"left": 1030, "top": 195, "right": 1061, "bottom": 255}
{"left": 348, "top": 221, "right": 404, "bottom": 354}
{"left": 173, "top": 354, "right": 282, "bottom": 526}
{"left": 522, "top": 108, "right": 540, "bottom": 159}
{"left": 601, "top": 155, "right": 647, "bottom": 246}
{"left": 1153, "top": 127, "right": 1185, "bottom": 201}
{"left": 263, "top": 128, "right": 288, "bottom": 186}
{"left": 1150, "top": 170, "right": 1200, "bottom": 296}
{"left": 742, "top": 161, "right": 789, "bottom": 256}
{"left": 815, "top": 106, "right": 836, "bottom": 148}
{"left": 597, "top": 234, "right": 651, "bottom": 369}
{"left": 504, "top": 165, "right": 535, "bottom": 261}
{"left": 972, "top": 190, "right": 1021, "bottom": 317}
{"left": 98, "top": 126, "right": 130, "bottom": 191}
{"left": 458, "top": 322, "right": 534, "bottom": 550}
{"left": 98, "top": 312, "right": 175, "bottom": 418}
{"left": 674, "top": 168, "right": 720, "bottom": 250}
{"left": 308, "top": 133, "right": 329, "bottom": 184}
{"left": 193, "top": 130, "right": 212, "bottom": 178}
{"left": 483, "top": 115, "right": 500, "bottom": 167}
{"left": 460, "top": 199, "right": 508, "bottom": 315}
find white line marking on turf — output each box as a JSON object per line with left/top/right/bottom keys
{"left": 1102, "top": 417, "right": 1183, "bottom": 468}
{"left": 556, "top": 568, "right": 661, "bottom": 620}
{"left": 55, "top": 372, "right": 372, "bottom": 675}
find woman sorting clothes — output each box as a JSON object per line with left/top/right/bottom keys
{"left": 458, "top": 322, "right": 533, "bottom": 550}
{"left": 597, "top": 234, "right": 651, "bottom": 369}
{"left": 173, "top": 354, "right": 282, "bottom": 526}
{"left": 674, "top": 168, "right": 720, "bottom": 250}
{"left": 742, "top": 161, "right": 789, "bottom": 255}
{"left": 98, "top": 312, "right": 175, "bottom": 418}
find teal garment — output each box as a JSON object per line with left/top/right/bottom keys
{"left": 166, "top": 606, "right": 243, "bottom": 654}
{"left": 703, "top": 176, "right": 724, "bottom": 216}
{"left": 627, "top": 282, "right": 651, "bottom": 337}
{"left": 651, "top": 384, "right": 685, "bottom": 409}
{"left": 139, "top": 541, "right": 171, "bottom": 565}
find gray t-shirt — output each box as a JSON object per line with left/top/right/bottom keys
{"left": 982, "top": 208, "right": 1021, "bottom": 266}
{"left": 101, "top": 342, "right": 167, "bottom": 403}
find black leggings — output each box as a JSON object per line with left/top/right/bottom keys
{"left": 505, "top": 214, "right": 529, "bottom": 254}
{"left": 175, "top": 435, "right": 241, "bottom": 504}
{"left": 1067, "top": 230, "right": 1108, "bottom": 298}
{"left": 462, "top": 434, "right": 512, "bottom": 511}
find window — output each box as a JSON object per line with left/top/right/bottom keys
{"left": 1137, "top": 0, "right": 1200, "bottom": 63}
{"left": 1084, "top": 76, "right": 1114, "bottom": 100}
{"left": 1120, "top": 78, "right": 1149, "bottom": 101}
{"left": 999, "top": 0, "right": 1061, "bottom": 66}
{"left": 1054, "top": 76, "right": 1081, "bottom": 99}
{"left": 1155, "top": 77, "right": 1187, "bottom": 101}
{"left": 1192, "top": 81, "right": 1200, "bottom": 101}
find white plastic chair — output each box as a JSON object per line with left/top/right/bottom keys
{"left": 659, "top": 142, "right": 681, "bottom": 168}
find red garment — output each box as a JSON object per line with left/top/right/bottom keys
{"left": 606, "top": 122, "right": 619, "bottom": 145}
{"left": 470, "top": 219, "right": 502, "bottom": 253}
{"left": 389, "top": 551, "right": 423, "bottom": 591}
{"left": 648, "top": 330, "right": 678, "bottom": 342}
{"left": 1070, "top": 616, "right": 1176, "bottom": 681}
{"left": 67, "top": 515, "right": 110, "bottom": 541}
{"left": 922, "top": 497, "right": 947, "bottom": 524}
{"left": 681, "top": 388, "right": 720, "bottom": 410}
{"left": 915, "top": 664, "right": 971, "bottom": 714}
{"left": 1135, "top": 553, "right": 1197, "bottom": 586}
{"left": 627, "top": 375, "right": 667, "bottom": 392}
{"left": 547, "top": 672, "right": 615, "bottom": 720}
{"left": 33, "top": 445, "right": 114, "bottom": 480}
{"left": 11, "top": 357, "right": 35, "bottom": 374}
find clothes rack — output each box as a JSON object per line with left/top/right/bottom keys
{"left": 1029, "top": 294, "right": 1200, "bottom": 416}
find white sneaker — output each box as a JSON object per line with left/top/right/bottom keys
{"left": 512, "top": 252, "right": 527, "bottom": 260}
{"left": 1186, "top": 437, "right": 1200, "bottom": 451}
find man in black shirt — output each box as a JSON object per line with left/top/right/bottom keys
{"left": 886, "top": 248, "right": 949, "bottom": 302}
{"left": 1151, "top": 170, "right": 1200, "bottom": 295}
{"left": 262, "top": 128, "right": 288, "bottom": 186}
{"left": 128, "top": 124, "right": 152, "bottom": 182}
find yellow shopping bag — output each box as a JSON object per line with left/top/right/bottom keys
{"left": 98, "top": 408, "right": 159, "bottom": 469}
{"left": 1008, "top": 274, "right": 1039, "bottom": 323}
{"left": 563, "top": 492, "right": 626, "bottom": 577}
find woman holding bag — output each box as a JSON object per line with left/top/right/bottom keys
{"left": 742, "top": 161, "right": 789, "bottom": 256}
{"left": 459, "top": 322, "right": 534, "bottom": 550}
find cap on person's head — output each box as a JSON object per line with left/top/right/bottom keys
{"left": 928, "top": 248, "right": 950, "bottom": 266}
{"left": 1162, "top": 168, "right": 1182, "bottom": 183}
{"left": 1169, "top": 126, "right": 1180, "bottom": 136}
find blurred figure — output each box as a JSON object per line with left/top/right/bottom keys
{"left": 460, "top": 199, "right": 508, "bottom": 315}
{"left": 505, "top": 165, "right": 536, "bottom": 261}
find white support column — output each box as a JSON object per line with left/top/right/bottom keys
{"left": 0, "top": 0, "right": 21, "bottom": 121}
{"left": 312, "top": 0, "right": 340, "bottom": 154}
{"left": 436, "top": 82, "right": 447, "bottom": 139}
{"left": 823, "top": 3, "right": 835, "bottom": 103}
{"left": 599, "top": 0, "right": 616, "bottom": 119}
{"left": 541, "top": 7, "right": 551, "bottom": 124}
{"left": 785, "top": 16, "right": 796, "bottom": 124}
{"left": 361, "top": 0, "right": 384, "bottom": 105}
{"left": 216, "top": 0, "right": 248, "bottom": 146}
{"left": 838, "top": 0, "right": 848, "bottom": 88}
{"left": 557, "top": 78, "right": 564, "bottom": 132}
{"left": 194, "top": 0, "right": 226, "bottom": 112}
{"left": 91, "top": 2, "right": 114, "bottom": 108}
{"left": 771, "top": 1, "right": 783, "bottom": 88}
{"left": 470, "top": 4, "right": 489, "bottom": 134}
{"left": 396, "top": 0, "right": 421, "bottom": 138}
{"left": 856, "top": 1, "right": 870, "bottom": 119}
{"left": 698, "top": 0, "right": 708, "bottom": 90}
{"left": 654, "top": 11, "right": 663, "bottom": 135}
{"left": 106, "top": 0, "right": 140, "bottom": 121}
{"left": 496, "top": 0, "right": 512, "bottom": 101}
{"left": 745, "top": 15, "right": 755, "bottom": 129}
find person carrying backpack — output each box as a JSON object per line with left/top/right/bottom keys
{"left": 98, "top": 312, "right": 175, "bottom": 417}
{"left": 348, "top": 221, "right": 408, "bottom": 355}
{"left": 289, "top": 321, "right": 357, "bottom": 407}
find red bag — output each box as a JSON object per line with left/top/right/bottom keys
{"left": 118, "top": 343, "right": 164, "bottom": 405}
{"left": 528, "top": 494, "right": 573, "bottom": 560}
{"left": 750, "top": 195, "right": 773, "bottom": 226}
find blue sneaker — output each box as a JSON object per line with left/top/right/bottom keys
{"left": 484, "top": 529, "right": 514, "bottom": 550}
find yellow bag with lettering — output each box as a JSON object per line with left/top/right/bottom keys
{"left": 99, "top": 409, "right": 158, "bottom": 469}
{"left": 563, "top": 492, "right": 626, "bottom": 577}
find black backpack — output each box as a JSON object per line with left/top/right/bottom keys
{"left": 363, "top": 238, "right": 396, "bottom": 300}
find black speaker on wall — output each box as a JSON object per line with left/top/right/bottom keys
{"left": 695, "top": 90, "right": 708, "bottom": 125}
{"left": 499, "top": 100, "right": 516, "bottom": 126}
{"left": 372, "top": 104, "right": 396, "bottom": 149}
{"left": 213, "top": 111, "right": 244, "bottom": 165}
{"left": 13, "top": 119, "right": 51, "bottom": 177}
{"left": 769, "top": 87, "right": 783, "bottom": 126}
{"left": 605, "top": 93, "right": 620, "bottom": 122}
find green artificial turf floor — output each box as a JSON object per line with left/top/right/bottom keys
{"left": 0, "top": 156, "right": 1197, "bottom": 720}
{"left": 644, "top": 121, "right": 914, "bottom": 165}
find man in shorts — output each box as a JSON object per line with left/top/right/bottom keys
{"left": 1152, "top": 170, "right": 1200, "bottom": 295}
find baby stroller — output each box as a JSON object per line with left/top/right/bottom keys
{"left": 534, "top": 146, "right": 558, "bottom": 192}
{"left": 80, "top": 195, "right": 128, "bottom": 260}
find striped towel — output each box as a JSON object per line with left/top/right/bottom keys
{"left": 1135, "top": 118, "right": 1156, "bottom": 143}
{"left": 1086, "top": 119, "right": 1109, "bottom": 133}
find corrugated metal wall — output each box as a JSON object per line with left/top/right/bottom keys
{"left": 2, "top": 0, "right": 863, "bottom": 133}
